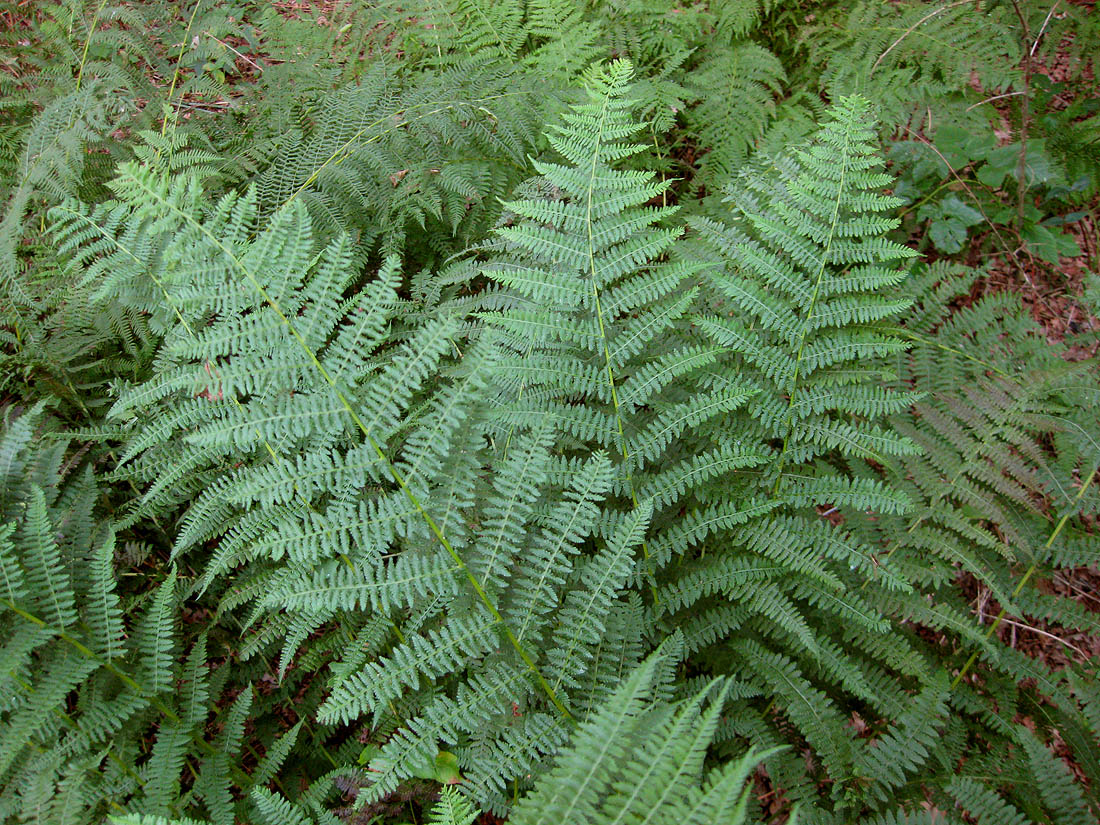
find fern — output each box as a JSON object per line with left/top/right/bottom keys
{"left": 105, "top": 651, "right": 773, "bottom": 825}
{"left": 509, "top": 646, "right": 776, "bottom": 825}
{"left": 53, "top": 134, "right": 602, "bottom": 812}
{"left": 803, "top": 1, "right": 1021, "bottom": 131}
{"left": 828, "top": 262, "right": 1100, "bottom": 821}
{"left": 424, "top": 786, "right": 479, "bottom": 825}
{"left": 0, "top": 405, "right": 302, "bottom": 825}
{"left": 684, "top": 43, "right": 786, "bottom": 187}
{"left": 248, "top": 64, "right": 548, "bottom": 264}
{"left": 7, "top": 6, "right": 1100, "bottom": 823}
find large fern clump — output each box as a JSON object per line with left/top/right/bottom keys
{"left": 48, "top": 123, "right": 605, "bottom": 816}
{"left": 3, "top": 3, "right": 1100, "bottom": 825}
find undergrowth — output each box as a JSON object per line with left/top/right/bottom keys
{"left": 1, "top": 3, "right": 1099, "bottom": 824}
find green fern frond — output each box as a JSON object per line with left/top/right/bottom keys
{"left": 511, "top": 647, "right": 775, "bottom": 825}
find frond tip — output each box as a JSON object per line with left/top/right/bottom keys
{"left": 510, "top": 648, "right": 778, "bottom": 825}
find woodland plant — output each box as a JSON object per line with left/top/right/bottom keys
{"left": 1, "top": 3, "right": 1099, "bottom": 825}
